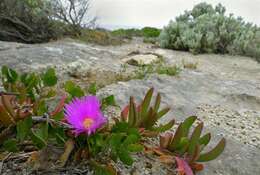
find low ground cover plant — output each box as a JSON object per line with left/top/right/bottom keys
{"left": 159, "top": 2, "right": 260, "bottom": 62}
{"left": 0, "top": 66, "right": 226, "bottom": 174}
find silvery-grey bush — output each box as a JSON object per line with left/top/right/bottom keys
{"left": 159, "top": 2, "right": 260, "bottom": 62}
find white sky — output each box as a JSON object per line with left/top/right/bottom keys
{"left": 91, "top": 0, "right": 260, "bottom": 29}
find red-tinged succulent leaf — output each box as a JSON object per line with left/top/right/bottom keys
{"left": 140, "top": 88, "right": 154, "bottom": 119}
{"left": 160, "top": 132, "right": 173, "bottom": 148}
{"left": 0, "top": 95, "right": 16, "bottom": 125}
{"left": 50, "top": 94, "right": 67, "bottom": 116}
{"left": 197, "top": 138, "right": 226, "bottom": 162}
{"left": 189, "top": 145, "right": 201, "bottom": 163}
{"left": 141, "top": 130, "right": 159, "bottom": 137}
{"left": 159, "top": 155, "right": 175, "bottom": 164}
{"left": 138, "top": 128, "right": 145, "bottom": 133}
{"left": 175, "top": 157, "right": 194, "bottom": 175}
{"left": 190, "top": 163, "right": 204, "bottom": 172}
{"left": 188, "top": 123, "right": 203, "bottom": 156}
{"left": 1, "top": 95, "right": 16, "bottom": 118}
{"left": 121, "top": 105, "right": 129, "bottom": 121}
{"left": 153, "top": 147, "right": 167, "bottom": 156}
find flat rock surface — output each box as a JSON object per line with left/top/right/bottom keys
{"left": 0, "top": 38, "right": 260, "bottom": 175}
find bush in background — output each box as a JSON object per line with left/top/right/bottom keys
{"left": 0, "top": 0, "right": 96, "bottom": 43}
{"left": 159, "top": 2, "right": 260, "bottom": 61}
{"left": 112, "top": 27, "right": 161, "bottom": 40}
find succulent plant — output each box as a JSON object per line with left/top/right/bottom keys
{"left": 120, "top": 88, "right": 175, "bottom": 134}
{"left": 159, "top": 116, "right": 226, "bottom": 173}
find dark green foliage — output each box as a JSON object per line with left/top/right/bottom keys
{"left": 142, "top": 27, "right": 161, "bottom": 38}
{"left": 111, "top": 28, "right": 143, "bottom": 39}
{"left": 109, "top": 122, "right": 143, "bottom": 165}
{"left": 111, "top": 27, "right": 161, "bottom": 40}
{"left": 159, "top": 2, "right": 260, "bottom": 61}
{"left": 64, "top": 81, "right": 85, "bottom": 98}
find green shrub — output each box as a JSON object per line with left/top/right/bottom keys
{"left": 141, "top": 27, "right": 161, "bottom": 38}
{"left": 159, "top": 2, "right": 260, "bottom": 61}
{"left": 111, "top": 28, "right": 143, "bottom": 39}
{"left": 112, "top": 27, "right": 161, "bottom": 40}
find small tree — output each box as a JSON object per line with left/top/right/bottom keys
{"left": 50, "top": 0, "right": 97, "bottom": 34}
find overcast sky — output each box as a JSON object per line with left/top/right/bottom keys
{"left": 91, "top": 0, "right": 260, "bottom": 29}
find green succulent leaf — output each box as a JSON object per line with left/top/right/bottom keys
{"left": 2, "top": 66, "right": 18, "bottom": 83}
{"left": 188, "top": 123, "right": 203, "bottom": 156}
{"left": 153, "top": 93, "right": 161, "bottom": 113}
{"left": 102, "top": 95, "right": 116, "bottom": 109}
{"left": 30, "top": 122, "right": 49, "bottom": 149}
{"left": 64, "top": 81, "right": 84, "bottom": 98}
{"left": 197, "top": 138, "right": 226, "bottom": 162}
{"left": 118, "top": 147, "right": 134, "bottom": 166}
{"left": 88, "top": 83, "right": 97, "bottom": 95}
{"left": 153, "top": 119, "right": 175, "bottom": 132}
{"left": 140, "top": 88, "right": 154, "bottom": 119}
{"left": 16, "top": 116, "right": 33, "bottom": 141}
{"left": 169, "top": 123, "right": 183, "bottom": 151}
{"left": 182, "top": 116, "right": 197, "bottom": 137}
{"left": 42, "top": 68, "right": 57, "bottom": 87}
{"left": 157, "top": 107, "right": 170, "bottom": 119}
{"left": 127, "top": 144, "right": 144, "bottom": 152}
{"left": 199, "top": 133, "right": 211, "bottom": 146}
{"left": 30, "top": 130, "right": 47, "bottom": 149}
{"left": 128, "top": 97, "right": 137, "bottom": 127}
{"left": 3, "top": 139, "right": 18, "bottom": 152}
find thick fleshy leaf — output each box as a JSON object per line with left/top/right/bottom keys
{"left": 144, "top": 108, "right": 157, "bottom": 129}
{"left": 199, "top": 133, "right": 211, "bottom": 146}
{"left": 58, "top": 139, "right": 75, "bottom": 167}
{"left": 42, "top": 68, "right": 57, "bottom": 87}
{"left": 128, "top": 97, "right": 137, "bottom": 127}
{"left": 3, "top": 139, "right": 18, "bottom": 152}
{"left": 175, "top": 157, "right": 194, "bottom": 175}
{"left": 169, "top": 123, "right": 183, "bottom": 151}
{"left": 64, "top": 81, "right": 84, "bottom": 98}
{"left": 16, "top": 116, "right": 33, "bottom": 141}
{"left": 182, "top": 116, "right": 197, "bottom": 137}
{"left": 197, "top": 138, "right": 226, "bottom": 162}
{"left": 159, "top": 155, "right": 175, "bottom": 164}
{"left": 188, "top": 123, "right": 203, "bottom": 156}
{"left": 127, "top": 144, "right": 144, "bottom": 152}
{"left": 2, "top": 66, "right": 18, "bottom": 83}
{"left": 154, "top": 119, "right": 175, "bottom": 132}
{"left": 153, "top": 93, "right": 161, "bottom": 113}
{"left": 156, "top": 107, "right": 170, "bottom": 119}
{"left": 50, "top": 95, "right": 67, "bottom": 116}
{"left": 160, "top": 132, "right": 173, "bottom": 148}
{"left": 121, "top": 105, "right": 129, "bottom": 121}
{"left": 140, "top": 88, "right": 154, "bottom": 119}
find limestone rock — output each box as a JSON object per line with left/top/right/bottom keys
{"left": 122, "top": 54, "right": 160, "bottom": 66}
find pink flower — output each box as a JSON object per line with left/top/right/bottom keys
{"left": 64, "top": 96, "right": 107, "bottom": 136}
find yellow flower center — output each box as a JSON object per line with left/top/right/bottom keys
{"left": 83, "top": 118, "right": 94, "bottom": 129}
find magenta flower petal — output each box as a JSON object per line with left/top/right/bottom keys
{"left": 64, "top": 96, "right": 107, "bottom": 135}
